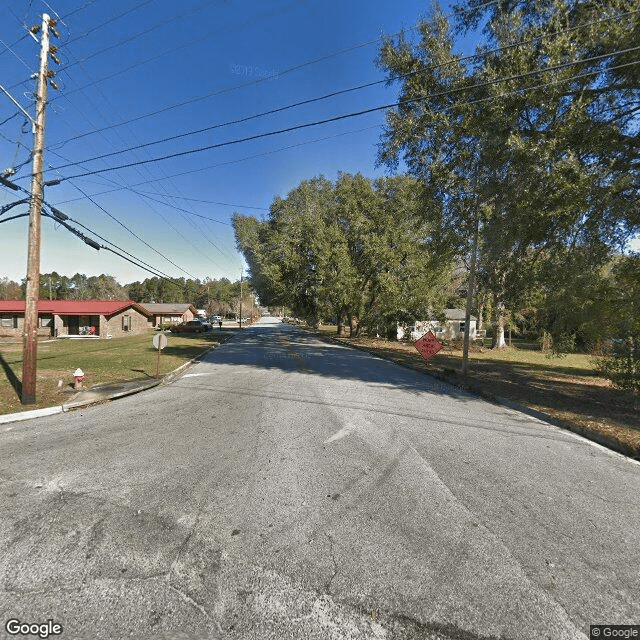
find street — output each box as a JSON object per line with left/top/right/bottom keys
{"left": 1, "top": 318, "right": 638, "bottom": 640}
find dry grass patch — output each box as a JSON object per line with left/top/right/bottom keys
{"left": 313, "top": 325, "right": 639, "bottom": 459}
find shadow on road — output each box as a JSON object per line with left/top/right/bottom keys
{"left": 197, "top": 324, "right": 474, "bottom": 401}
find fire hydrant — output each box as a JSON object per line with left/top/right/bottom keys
{"left": 73, "top": 368, "right": 85, "bottom": 390}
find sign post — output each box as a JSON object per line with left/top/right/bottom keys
{"left": 152, "top": 333, "right": 167, "bottom": 379}
{"left": 413, "top": 331, "right": 443, "bottom": 362}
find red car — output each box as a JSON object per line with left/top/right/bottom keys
{"left": 171, "top": 320, "right": 205, "bottom": 333}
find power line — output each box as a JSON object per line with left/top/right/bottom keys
{"left": 48, "top": 211, "right": 185, "bottom": 284}
{"left": 60, "top": 0, "right": 224, "bottom": 70}
{"left": 0, "top": 33, "right": 30, "bottom": 58}
{"left": 53, "top": 124, "right": 381, "bottom": 206}
{"left": 61, "top": 0, "right": 100, "bottom": 20}
{"left": 0, "top": 162, "right": 198, "bottom": 281}
{"left": 49, "top": 6, "right": 639, "bottom": 151}
{"left": 60, "top": 0, "right": 156, "bottom": 47}
{"left": 44, "top": 203, "right": 180, "bottom": 282}
{"left": 47, "top": 49, "right": 640, "bottom": 182}
{"left": 59, "top": 179, "right": 199, "bottom": 279}
{"left": 42, "top": 33, "right": 234, "bottom": 275}
{"left": 49, "top": 0, "right": 305, "bottom": 102}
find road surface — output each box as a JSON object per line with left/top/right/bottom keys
{"left": 1, "top": 318, "right": 638, "bottom": 639}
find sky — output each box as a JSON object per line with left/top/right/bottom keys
{"left": 1, "top": 0, "right": 464, "bottom": 286}
{"left": 2, "top": 1, "right": 636, "bottom": 288}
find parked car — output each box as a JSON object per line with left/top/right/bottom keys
{"left": 209, "top": 315, "right": 222, "bottom": 323}
{"left": 171, "top": 320, "right": 206, "bottom": 333}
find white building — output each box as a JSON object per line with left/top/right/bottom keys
{"left": 408, "top": 309, "right": 477, "bottom": 341}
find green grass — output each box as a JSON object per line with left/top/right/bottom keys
{"left": 0, "top": 330, "right": 231, "bottom": 415}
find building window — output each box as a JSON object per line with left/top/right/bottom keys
{"left": 39, "top": 315, "right": 53, "bottom": 328}
{"left": 122, "top": 315, "right": 131, "bottom": 331}
{"left": 1, "top": 315, "right": 16, "bottom": 328}
{"left": 459, "top": 322, "right": 465, "bottom": 333}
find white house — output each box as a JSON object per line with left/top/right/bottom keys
{"left": 408, "top": 309, "right": 477, "bottom": 341}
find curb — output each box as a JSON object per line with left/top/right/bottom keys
{"left": 61, "top": 379, "right": 163, "bottom": 412}
{"left": 0, "top": 341, "right": 223, "bottom": 424}
{"left": 0, "top": 405, "right": 63, "bottom": 425}
{"left": 306, "top": 328, "right": 639, "bottom": 461}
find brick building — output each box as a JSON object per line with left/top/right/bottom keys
{"left": 139, "top": 303, "right": 197, "bottom": 327}
{"left": 0, "top": 300, "right": 153, "bottom": 339}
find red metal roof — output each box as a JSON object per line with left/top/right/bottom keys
{"left": 0, "top": 300, "right": 152, "bottom": 317}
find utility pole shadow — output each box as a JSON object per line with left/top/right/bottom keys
{"left": 0, "top": 354, "right": 22, "bottom": 399}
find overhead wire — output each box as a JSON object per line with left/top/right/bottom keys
{"left": 44, "top": 202, "right": 183, "bottom": 282}
{"left": 0, "top": 174, "right": 189, "bottom": 283}
{"left": 53, "top": 124, "right": 382, "bottom": 206}
{"left": 46, "top": 4, "right": 241, "bottom": 271}
{"left": 49, "top": 6, "right": 639, "bottom": 150}
{"left": 42, "top": 35, "right": 234, "bottom": 275}
{"left": 0, "top": 145, "right": 197, "bottom": 281}
{"left": 46, "top": 48, "right": 640, "bottom": 183}
{"left": 49, "top": 0, "right": 306, "bottom": 101}
{"left": 60, "top": 0, "right": 224, "bottom": 71}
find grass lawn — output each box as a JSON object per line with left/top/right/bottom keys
{"left": 314, "top": 325, "right": 640, "bottom": 458}
{"left": 0, "top": 330, "right": 233, "bottom": 415}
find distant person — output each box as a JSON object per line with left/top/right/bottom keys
{"left": 218, "top": 319, "right": 223, "bottom": 330}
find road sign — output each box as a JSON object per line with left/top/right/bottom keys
{"left": 153, "top": 333, "right": 167, "bottom": 379}
{"left": 414, "top": 331, "right": 443, "bottom": 361}
{"left": 153, "top": 333, "right": 167, "bottom": 350}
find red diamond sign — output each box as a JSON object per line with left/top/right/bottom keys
{"left": 414, "top": 331, "right": 443, "bottom": 361}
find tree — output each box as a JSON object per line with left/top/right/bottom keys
{"left": 598, "top": 255, "right": 640, "bottom": 395}
{"left": 233, "top": 173, "right": 450, "bottom": 336}
{"left": 377, "top": 1, "right": 639, "bottom": 351}
{"left": 0, "top": 277, "right": 21, "bottom": 300}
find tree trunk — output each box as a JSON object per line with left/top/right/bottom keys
{"left": 477, "top": 298, "right": 484, "bottom": 332}
{"left": 349, "top": 315, "right": 359, "bottom": 338}
{"left": 492, "top": 307, "right": 507, "bottom": 348}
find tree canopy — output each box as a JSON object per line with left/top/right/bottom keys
{"left": 233, "top": 173, "right": 452, "bottom": 336}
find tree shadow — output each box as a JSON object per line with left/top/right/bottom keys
{"left": 0, "top": 354, "right": 22, "bottom": 399}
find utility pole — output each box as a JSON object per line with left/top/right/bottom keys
{"left": 22, "top": 14, "right": 52, "bottom": 404}
{"left": 239, "top": 269, "right": 243, "bottom": 328}
{"left": 461, "top": 208, "right": 479, "bottom": 377}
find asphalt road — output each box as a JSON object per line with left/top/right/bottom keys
{"left": 1, "top": 318, "right": 638, "bottom": 640}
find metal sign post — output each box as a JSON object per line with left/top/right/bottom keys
{"left": 152, "top": 333, "right": 167, "bottom": 378}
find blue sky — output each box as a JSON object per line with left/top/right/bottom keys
{"left": 3, "top": 1, "right": 635, "bottom": 287}
{"left": 2, "top": 0, "right": 463, "bottom": 285}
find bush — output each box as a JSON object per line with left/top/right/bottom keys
{"left": 599, "top": 335, "right": 640, "bottom": 395}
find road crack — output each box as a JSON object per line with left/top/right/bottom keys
{"left": 324, "top": 532, "right": 339, "bottom": 593}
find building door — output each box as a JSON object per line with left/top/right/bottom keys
{"left": 68, "top": 315, "right": 79, "bottom": 335}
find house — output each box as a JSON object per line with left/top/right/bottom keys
{"left": 139, "top": 303, "right": 197, "bottom": 328}
{"left": 407, "top": 309, "right": 477, "bottom": 341}
{"left": 0, "top": 300, "right": 153, "bottom": 339}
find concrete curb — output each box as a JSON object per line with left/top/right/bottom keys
{"left": 0, "top": 405, "right": 63, "bottom": 425}
{"left": 61, "top": 379, "right": 163, "bottom": 412}
{"left": 0, "top": 341, "right": 222, "bottom": 424}
{"left": 305, "top": 328, "right": 639, "bottom": 461}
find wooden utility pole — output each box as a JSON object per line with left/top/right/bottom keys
{"left": 21, "top": 14, "right": 51, "bottom": 404}
{"left": 239, "top": 269, "right": 243, "bottom": 328}
{"left": 462, "top": 208, "right": 480, "bottom": 377}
